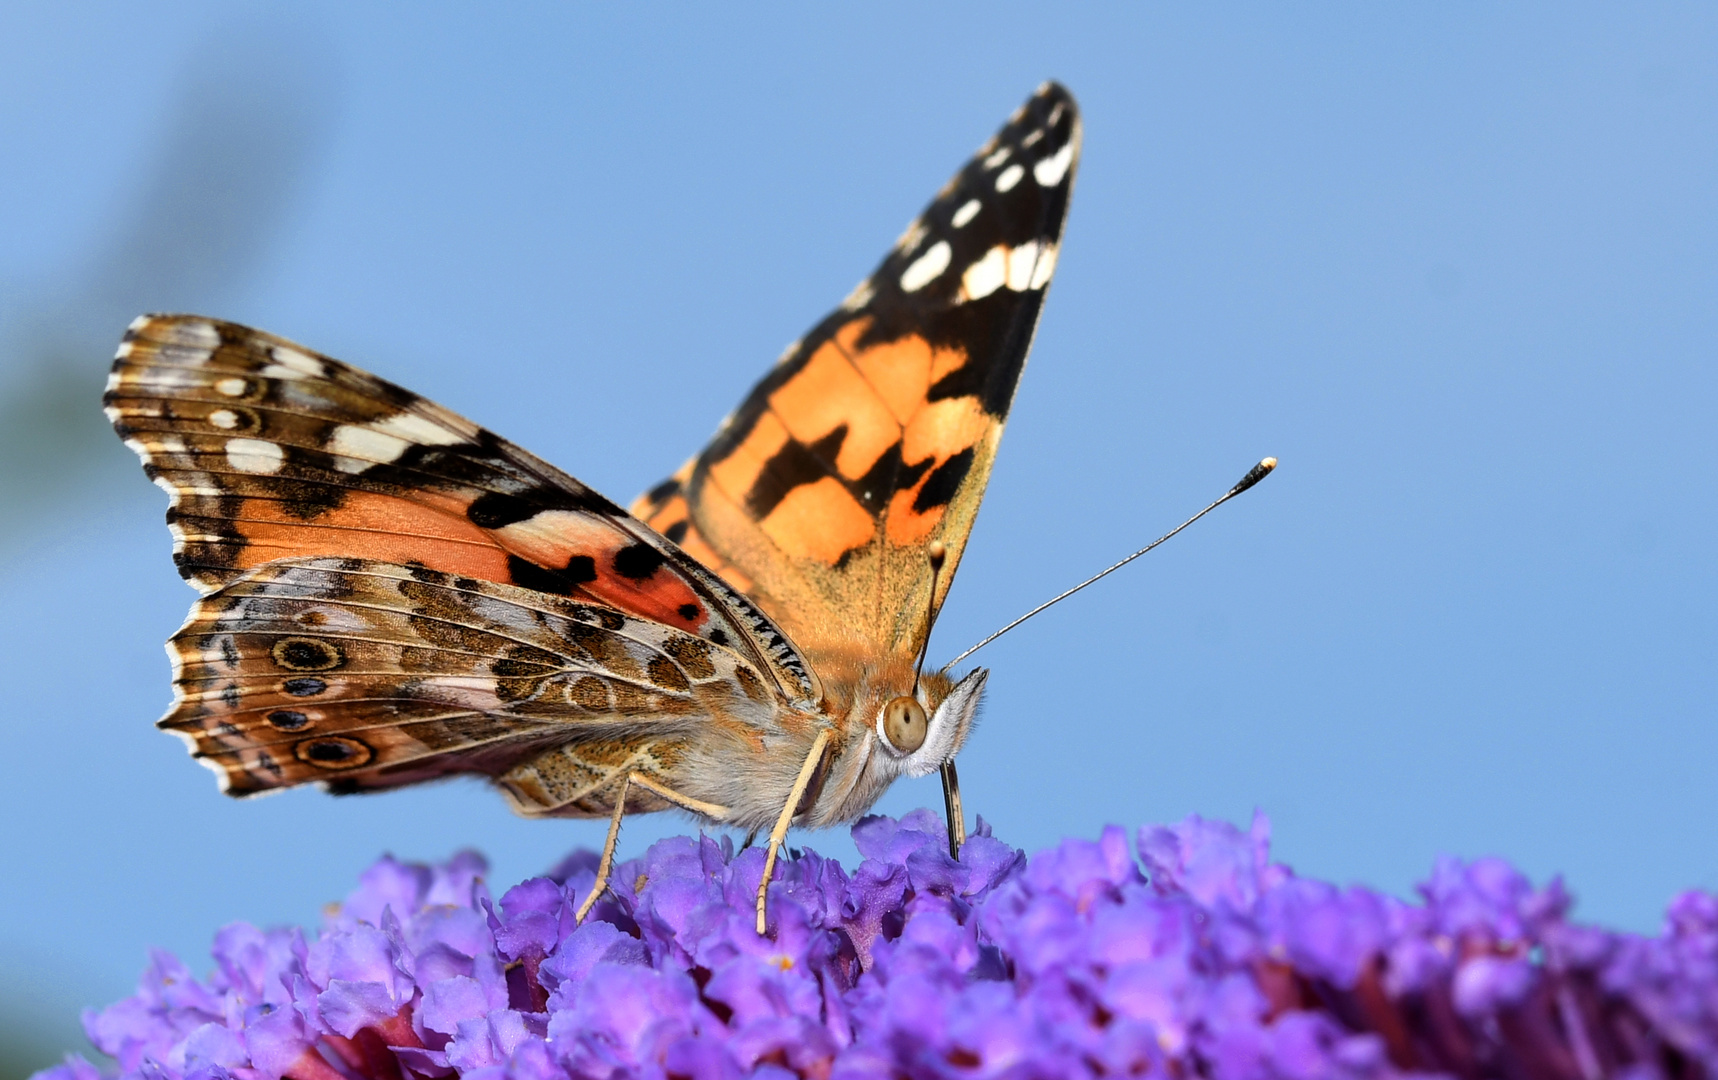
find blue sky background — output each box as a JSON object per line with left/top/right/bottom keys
{"left": 3, "top": 4, "right": 1716, "bottom": 1072}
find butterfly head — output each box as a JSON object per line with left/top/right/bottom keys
{"left": 873, "top": 667, "right": 988, "bottom": 779}
{"left": 863, "top": 538, "right": 986, "bottom": 777}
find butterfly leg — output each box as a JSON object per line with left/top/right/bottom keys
{"left": 573, "top": 774, "right": 731, "bottom": 924}
{"left": 755, "top": 729, "right": 834, "bottom": 935}
{"left": 574, "top": 777, "right": 630, "bottom": 924}
{"left": 940, "top": 759, "right": 967, "bottom": 860}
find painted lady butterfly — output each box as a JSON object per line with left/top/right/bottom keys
{"left": 107, "top": 83, "right": 1080, "bottom": 932}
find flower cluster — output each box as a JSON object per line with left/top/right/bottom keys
{"left": 37, "top": 810, "right": 1718, "bottom": 1079}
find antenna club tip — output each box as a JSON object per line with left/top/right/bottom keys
{"left": 927, "top": 539, "right": 947, "bottom": 568}
{"left": 1228, "top": 457, "right": 1278, "bottom": 497}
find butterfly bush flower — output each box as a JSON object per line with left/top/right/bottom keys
{"left": 37, "top": 811, "right": 1718, "bottom": 1080}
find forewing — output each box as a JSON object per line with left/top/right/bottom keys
{"left": 164, "top": 557, "right": 778, "bottom": 813}
{"left": 633, "top": 83, "right": 1079, "bottom": 661}
{"left": 108, "top": 316, "right": 817, "bottom": 702}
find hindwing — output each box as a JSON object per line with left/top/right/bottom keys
{"left": 163, "top": 557, "right": 775, "bottom": 812}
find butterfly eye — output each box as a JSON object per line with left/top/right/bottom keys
{"left": 880, "top": 696, "right": 928, "bottom": 754}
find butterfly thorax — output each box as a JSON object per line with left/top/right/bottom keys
{"left": 614, "top": 653, "right": 980, "bottom": 833}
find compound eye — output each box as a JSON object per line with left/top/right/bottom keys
{"left": 881, "top": 696, "right": 928, "bottom": 754}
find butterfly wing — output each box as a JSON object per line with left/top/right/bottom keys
{"left": 107, "top": 315, "right": 817, "bottom": 703}
{"left": 632, "top": 83, "right": 1080, "bottom": 663}
{"left": 165, "top": 557, "right": 771, "bottom": 815}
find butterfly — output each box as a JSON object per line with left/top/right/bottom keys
{"left": 107, "top": 82, "right": 1079, "bottom": 934}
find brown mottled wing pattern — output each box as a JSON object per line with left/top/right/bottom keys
{"left": 165, "top": 557, "right": 775, "bottom": 816}
{"left": 107, "top": 316, "right": 816, "bottom": 704}
{"left": 632, "top": 83, "right": 1080, "bottom": 662}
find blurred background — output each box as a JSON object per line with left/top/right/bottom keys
{"left": 3, "top": 4, "right": 1715, "bottom": 1075}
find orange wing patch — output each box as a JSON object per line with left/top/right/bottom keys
{"left": 691, "top": 316, "right": 979, "bottom": 569}
{"left": 767, "top": 325, "right": 902, "bottom": 483}
{"left": 887, "top": 393, "right": 993, "bottom": 545}
{"left": 210, "top": 488, "right": 509, "bottom": 581}
{"left": 849, "top": 323, "right": 967, "bottom": 424}
{"left": 706, "top": 409, "right": 791, "bottom": 513}
{"left": 631, "top": 463, "right": 756, "bottom": 594}
{"left": 761, "top": 475, "right": 876, "bottom": 564}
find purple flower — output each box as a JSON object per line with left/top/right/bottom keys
{"left": 33, "top": 810, "right": 1718, "bottom": 1080}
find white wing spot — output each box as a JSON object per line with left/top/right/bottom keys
{"left": 373, "top": 411, "right": 465, "bottom": 446}
{"left": 115, "top": 341, "right": 136, "bottom": 360}
{"left": 158, "top": 344, "right": 214, "bottom": 366}
{"left": 327, "top": 425, "right": 408, "bottom": 473}
{"left": 951, "top": 199, "right": 981, "bottom": 228}
{"left": 900, "top": 241, "right": 952, "bottom": 293}
{"left": 896, "top": 219, "right": 928, "bottom": 256}
{"left": 105, "top": 370, "right": 123, "bottom": 392}
{"left": 1022, "top": 128, "right": 1044, "bottom": 148}
{"left": 215, "top": 378, "right": 248, "bottom": 397}
{"left": 962, "top": 246, "right": 1008, "bottom": 301}
{"left": 1034, "top": 142, "right": 1074, "bottom": 187}
{"left": 326, "top": 412, "right": 465, "bottom": 474}
{"left": 160, "top": 321, "right": 221, "bottom": 349}
{"left": 208, "top": 409, "right": 239, "bottom": 430}
{"left": 158, "top": 435, "right": 189, "bottom": 455}
{"left": 1029, "top": 243, "right": 1059, "bottom": 289}
{"left": 269, "top": 345, "right": 324, "bottom": 377}
{"left": 134, "top": 368, "right": 199, "bottom": 392}
{"left": 841, "top": 280, "right": 875, "bottom": 312}
{"left": 995, "top": 164, "right": 1024, "bottom": 192}
{"left": 957, "top": 240, "right": 1059, "bottom": 302}
{"left": 1006, "top": 241, "right": 1041, "bottom": 291}
{"left": 226, "top": 438, "right": 284, "bottom": 474}
{"left": 983, "top": 146, "right": 1011, "bottom": 170}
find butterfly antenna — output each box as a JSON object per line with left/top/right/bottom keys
{"left": 946, "top": 457, "right": 1277, "bottom": 668}
{"left": 912, "top": 540, "right": 948, "bottom": 699}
